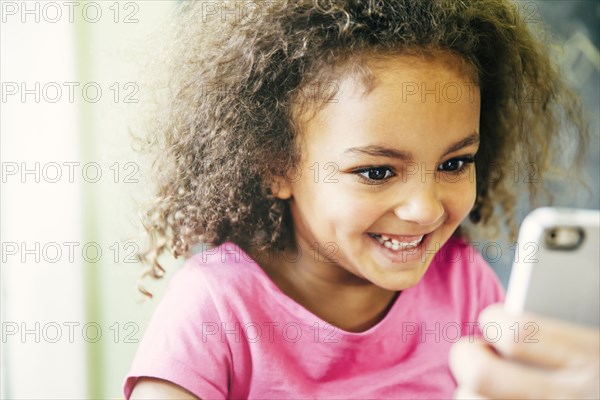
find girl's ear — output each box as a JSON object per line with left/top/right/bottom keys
{"left": 270, "top": 176, "right": 293, "bottom": 200}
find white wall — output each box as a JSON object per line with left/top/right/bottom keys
{"left": 1, "top": 1, "right": 177, "bottom": 398}
{"left": 1, "top": 3, "right": 86, "bottom": 397}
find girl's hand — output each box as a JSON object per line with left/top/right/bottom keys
{"left": 449, "top": 304, "right": 599, "bottom": 399}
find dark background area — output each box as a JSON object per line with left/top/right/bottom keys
{"left": 485, "top": 0, "right": 600, "bottom": 285}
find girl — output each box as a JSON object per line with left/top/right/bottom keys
{"left": 125, "top": 0, "right": 594, "bottom": 398}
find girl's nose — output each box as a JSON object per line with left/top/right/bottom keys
{"left": 393, "top": 182, "right": 444, "bottom": 226}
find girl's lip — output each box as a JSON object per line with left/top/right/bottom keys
{"left": 367, "top": 231, "right": 433, "bottom": 265}
{"left": 368, "top": 232, "right": 431, "bottom": 241}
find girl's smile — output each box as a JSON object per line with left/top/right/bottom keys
{"left": 366, "top": 231, "right": 432, "bottom": 268}
{"left": 269, "top": 52, "right": 481, "bottom": 306}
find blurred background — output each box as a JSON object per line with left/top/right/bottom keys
{"left": 1, "top": 1, "right": 598, "bottom": 398}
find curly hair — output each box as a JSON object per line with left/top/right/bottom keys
{"left": 135, "top": 0, "right": 587, "bottom": 293}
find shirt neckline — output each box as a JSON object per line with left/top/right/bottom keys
{"left": 221, "top": 241, "right": 415, "bottom": 339}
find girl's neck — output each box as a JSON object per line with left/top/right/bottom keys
{"left": 255, "top": 241, "right": 399, "bottom": 333}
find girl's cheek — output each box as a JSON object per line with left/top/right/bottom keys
{"left": 337, "top": 196, "right": 390, "bottom": 229}
{"left": 444, "top": 179, "right": 477, "bottom": 220}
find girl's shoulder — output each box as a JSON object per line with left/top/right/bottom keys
{"left": 163, "top": 241, "right": 275, "bottom": 310}
{"left": 183, "top": 241, "right": 264, "bottom": 280}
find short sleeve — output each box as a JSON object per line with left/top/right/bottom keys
{"left": 123, "top": 263, "right": 231, "bottom": 399}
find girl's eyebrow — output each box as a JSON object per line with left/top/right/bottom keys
{"left": 443, "top": 132, "right": 480, "bottom": 155}
{"left": 343, "top": 145, "right": 412, "bottom": 161}
{"left": 342, "top": 132, "right": 480, "bottom": 161}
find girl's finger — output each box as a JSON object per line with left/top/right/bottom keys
{"left": 478, "top": 304, "right": 599, "bottom": 369}
{"left": 449, "top": 338, "right": 569, "bottom": 399}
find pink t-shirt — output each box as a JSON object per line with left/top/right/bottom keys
{"left": 124, "top": 236, "right": 505, "bottom": 399}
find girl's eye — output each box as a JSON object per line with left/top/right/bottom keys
{"left": 438, "top": 157, "right": 475, "bottom": 173}
{"left": 355, "top": 167, "right": 395, "bottom": 182}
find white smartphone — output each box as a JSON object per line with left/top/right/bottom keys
{"left": 505, "top": 207, "right": 600, "bottom": 328}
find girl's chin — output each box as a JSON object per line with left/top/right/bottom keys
{"left": 367, "top": 265, "right": 428, "bottom": 291}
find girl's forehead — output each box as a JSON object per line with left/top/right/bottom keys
{"left": 291, "top": 57, "right": 481, "bottom": 161}
{"left": 292, "top": 50, "right": 479, "bottom": 127}
{"left": 360, "top": 50, "right": 479, "bottom": 87}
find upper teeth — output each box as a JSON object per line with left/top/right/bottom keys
{"left": 373, "top": 234, "right": 424, "bottom": 251}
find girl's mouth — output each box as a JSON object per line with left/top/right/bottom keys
{"left": 367, "top": 233, "right": 426, "bottom": 251}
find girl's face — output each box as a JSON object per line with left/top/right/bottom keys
{"left": 274, "top": 54, "right": 480, "bottom": 291}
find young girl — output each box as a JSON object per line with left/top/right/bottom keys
{"left": 125, "top": 0, "right": 594, "bottom": 399}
